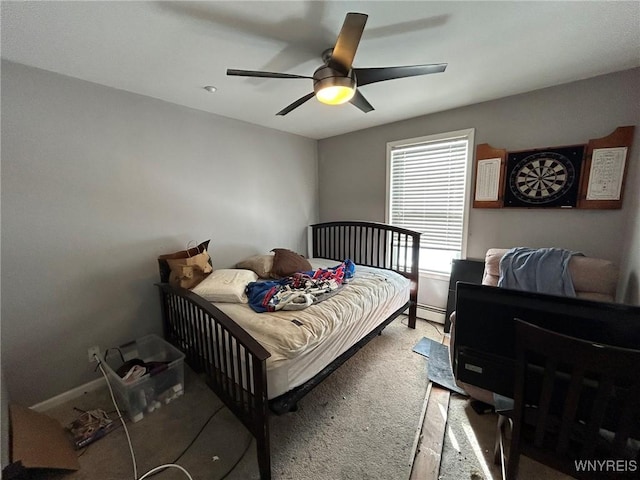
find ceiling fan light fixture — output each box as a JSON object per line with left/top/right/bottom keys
{"left": 227, "top": 13, "right": 447, "bottom": 115}
{"left": 314, "top": 76, "right": 356, "bottom": 105}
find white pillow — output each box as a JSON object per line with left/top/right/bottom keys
{"left": 192, "top": 269, "right": 258, "bottom": 303}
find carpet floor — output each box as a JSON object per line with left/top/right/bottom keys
{"left": 37, "top": 316, "right": 440, "bottom": 480}
{"left": 439, "top": 394, "right": 574, "bottom": 480}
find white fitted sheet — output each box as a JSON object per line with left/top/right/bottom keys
{"left": 214, "top": 259, "right": 410, "bottom": 399}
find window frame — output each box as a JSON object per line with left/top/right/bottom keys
{"left": 385, "top": 128, "right": 475, "bottom": 278}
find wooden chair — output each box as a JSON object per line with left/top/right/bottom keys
{"left": 501, "top": 319, "right": 640, "bottom": 479}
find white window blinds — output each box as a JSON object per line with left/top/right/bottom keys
{"left": 389, "top": 136, "right": 469, "bottom": 252}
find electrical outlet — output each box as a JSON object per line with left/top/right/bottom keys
{"left": 88, "top": 345, "right": 100, "bottom": 363}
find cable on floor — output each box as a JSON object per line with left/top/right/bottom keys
{"left": 218, "top": 434, "right": 254, "bottom": 480}
{"left": 142, "top": 418, "right": 253, "bottom": 480}
{"left": 96, "top": 357, "right": 138, "bottom": 478}
{"left": 400, "top": 316, "right": 446, "bottom": 341}
{"left": 172, "top": 404, "right": 225, "bottom": 463}
{"left": 139, "top": 403, "right": 227, "bottom": 479}
{"left": 95, "top": 354, "right": 194, "bottom": 480}
{"left": 138, "top": 464, "right": 193, "bottom": 480}
{"left": 425, "top": 320, "right": 446, "bottom": 343}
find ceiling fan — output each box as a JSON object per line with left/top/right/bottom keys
{"left": 227, "top": 12, "right": 447, "bottom": 116}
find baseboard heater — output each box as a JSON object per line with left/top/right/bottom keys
{"left": 417, "top": 304, "right": 446, "bottom": 324}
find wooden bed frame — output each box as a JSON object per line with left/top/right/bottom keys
{"left": 157, "top": 221, "right": 421, "bottom": 480}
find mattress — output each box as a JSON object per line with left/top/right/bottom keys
{"left": 214, "top": 258, "right": 410, "bottom": 399}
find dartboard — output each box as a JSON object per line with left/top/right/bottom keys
{"left": 511, "top": 152, "right": 574, "bottom": 203}
{"left": 504, "top": 146, "right": 584, "bottom": 208}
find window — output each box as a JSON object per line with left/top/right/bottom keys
{"left": 386, "top": 129, "right": 474, "bottom": 276}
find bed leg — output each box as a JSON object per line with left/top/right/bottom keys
{"left": 256, "top": 431, "right": 271, "bottom": 480}
{"left": 408, "top": 301, "right": 417, "bottom": 329}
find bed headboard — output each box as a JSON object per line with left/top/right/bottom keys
{"left": 309, "top": 221, "right": 421, "bottom": 327}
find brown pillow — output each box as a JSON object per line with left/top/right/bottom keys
{"left": 271, "top": 248, "right": 312, "bottom": 278}
{"left": 158, "top": 240, "right": 211, "bottom": 283}
{"left": 235, "top": 254, "right": 274, "bottom": 279}
{"left": 166, "top": 250, "right": 213, "bottom": 289}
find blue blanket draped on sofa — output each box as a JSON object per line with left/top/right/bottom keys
{"left": 497, "top": 247, "right": 582, "bottom": 296}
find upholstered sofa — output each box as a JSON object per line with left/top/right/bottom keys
{"left": 450, "top": 248, "right": 619, "bottom": 404}
{"left": 481, "top": 248, "right": 618, "bottom": 302}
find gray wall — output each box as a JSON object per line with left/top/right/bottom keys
{"left": 318, "top": 68, "right": 640, "bottom": 307}
{"left": 1, "top": 61, "right": 318, "bottom": 406}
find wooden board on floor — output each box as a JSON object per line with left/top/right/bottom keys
{"left": 410, "top": 384, "right": 451, "bottom": 480}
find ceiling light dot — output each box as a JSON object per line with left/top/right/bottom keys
{"left": 204, "top": 86, "right": 217, "bottom": 93}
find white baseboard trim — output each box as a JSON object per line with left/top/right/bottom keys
{"left": 417, "top": 306, "right": 445, "bottom": 325}
{"left": 31, "top": 377, "right": 106, "bottom": 412}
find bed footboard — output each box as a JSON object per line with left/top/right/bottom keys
{"left": 156, "top": 284, "right": 273, "bottom": 479}
{"left": 309, "top": 221, "right": 421, "bottom": 327}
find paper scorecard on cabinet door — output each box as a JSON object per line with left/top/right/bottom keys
{"left": 475, "top": 158, "right": 501, "bottom": 201}
{"left": 586, "top": 147, "right": 627, "bottom": 201}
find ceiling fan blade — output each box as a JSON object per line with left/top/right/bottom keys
{"left": 276, "top": 92, "right": 316, "bottom": 116}
{"left": 330, "top": 12, "right": 368, "bottom": 72}
{"left": 350, "top": 89, "right": 374, "bottom": 113}
{"left": 354, "top": 63, "right": 447, "bottom": 87}
{"left": 227, "top": 69, "right": 312, "bottom": 80}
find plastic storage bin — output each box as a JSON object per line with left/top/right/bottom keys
{"left": 102, "top": 334, "right": 185, "bottom": 423}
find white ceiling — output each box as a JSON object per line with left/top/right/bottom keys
{"left": 2, "top": 1, "right": 639, "bottom": 140}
